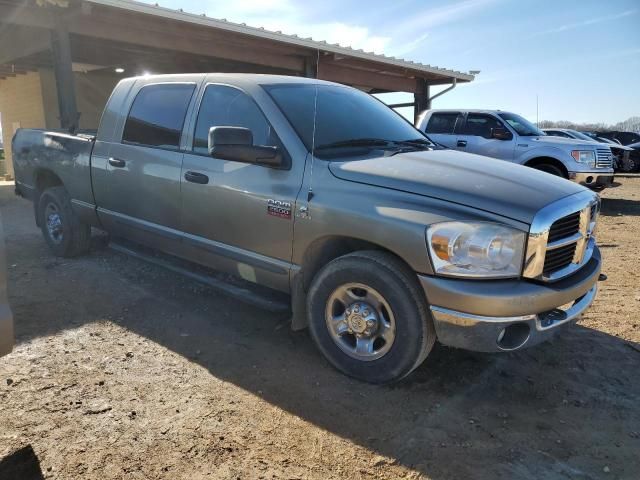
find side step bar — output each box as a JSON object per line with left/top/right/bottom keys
{"left": 109, "top": 241, "right": 291, "bottom": 313}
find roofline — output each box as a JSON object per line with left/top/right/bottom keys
{"left": 85, "top": 0, "right": 475, "bottom": 83}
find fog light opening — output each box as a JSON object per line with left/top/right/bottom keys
{"left": 497, "top": 323, "right": 530, "bottom": 350}
{"left": 586, "top": 176, "right": 594, "bottom": 184}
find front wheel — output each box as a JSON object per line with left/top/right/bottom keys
{"left": 532, "top": 163, "right": 565, "bottom": 178}
{"left": 307, "top": 250, "right": 436, "bottom": 384}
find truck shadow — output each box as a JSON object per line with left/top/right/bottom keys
{"left": 3, "top": 185, "right": 640, "bottom": 479}
{"left": 599, "top": 197, "right": 640, "bottom": 217}
{"left": 0, "top": 445, "right": 45, "bottom": 480}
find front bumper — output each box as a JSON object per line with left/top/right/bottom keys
{"left": 419, "top": 247, "right": 601, "bottom": 352}
{"left": 569, "top": 171, "right": 614, "bottom": 188}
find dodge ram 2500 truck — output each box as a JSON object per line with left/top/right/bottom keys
{"left": 417, "top": 109, "right": 615, "bottom": 190}
{"left": 13, "top": 74, "right": 603, "bottom": 383}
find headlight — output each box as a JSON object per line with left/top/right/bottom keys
{"left": 571, "top": 150, "right": 595, "bottom": 167}
{"left": 426, "top": 222, "right": 525, "bottom": 278}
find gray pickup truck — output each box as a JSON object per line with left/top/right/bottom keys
{"left": 13, "top": 74, "right": 603, "bottom": 383}
{"left": 417, "top": 109, "right": 615, "bottom": 190}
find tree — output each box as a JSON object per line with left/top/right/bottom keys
{"left": 539, "top": 117, "right": 639, "bottom": 133}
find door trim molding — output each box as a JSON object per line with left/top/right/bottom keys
{"left": 97, "top": 207, "right": 292, "bottom": 275}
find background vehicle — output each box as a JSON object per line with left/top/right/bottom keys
{"left": 595, "top": 130, "right": 640, "bottom": 146}
{"left": 12, "top": 74, "right": 603, "bottom": 383}
{"left": 0, "top": 214, "right": 13, "bottom": 358}
{"left": 417, "top": 110, "right": 614, "bottom": 190}
{"left": 544, "top": 128, "right": 636, "bottom": 172}
{"left": 626, "top": 141, "right": 640, "bottom": 171}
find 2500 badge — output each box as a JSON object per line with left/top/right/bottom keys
{"left": 267, "top": 199, "right": 292, "bottom": 219}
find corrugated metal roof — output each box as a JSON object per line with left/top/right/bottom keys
{"left": 85, "top": 0, "right": 475, "bottom": 82}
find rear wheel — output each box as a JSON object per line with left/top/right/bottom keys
{"left": 307, "top": 250, "right": 436, "bottom": 384}
{"left": 532, "top": 163, "right": 565, "bottom": 178}
{"left": 37, "top": 186, "right": 91, "bottom": 257}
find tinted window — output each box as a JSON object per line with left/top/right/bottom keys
{"left": 123, "top": 83, "right": 195, "bottom": 149}
{"left": 546, "top": 130, "right": 570, "bottom": 138}
{"left": 265, "top": 84, "right": 427, "bottom": 157}
{"left": 462, "top": 114, "right": 505, "bottom": 138}
{"left": 616, "top": 132, "right": 640, "bottom": 145}
{"left": 566, "top": 130, "right": 596, "bottom": 141}
{"left": 497, "top": 112, "right": 543, "bottom": 136}
{"left": 425, "top": 113, "right": 460, "bottom": 134}
{"left": 193, "top": 85, "right": 277, "bottom": 155}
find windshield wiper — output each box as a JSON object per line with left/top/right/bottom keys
{"left": 315, "top": 138, "right": 434, "bottom": 152}
{"left": 395, "top": 138, "right": 433, "bottom": 149}
{"left": 315, "top": 138, "right": 392, "bottom": 150}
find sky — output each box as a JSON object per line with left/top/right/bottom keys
{"left": 137, "top": 0, "right": 640, "bottom": 124}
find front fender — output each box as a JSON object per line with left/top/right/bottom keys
{"left": 516, "top": 146, "right": 572, "bottom": 167}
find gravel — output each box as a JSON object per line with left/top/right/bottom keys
{"left": 0, "top": 178, "right": 639, "bottom": 479}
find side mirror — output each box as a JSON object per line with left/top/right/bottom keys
{"left": 208, "top": 126, "right": 284, "bottom": 168}
{"left": 491, "top": 127, "right": 512, "bottom": 140}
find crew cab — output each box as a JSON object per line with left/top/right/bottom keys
{"left": 417, "top": 109, "right": 615, "bottom": 190}
{"left": 13, "top": 74, "right": 603, "bottom": 383}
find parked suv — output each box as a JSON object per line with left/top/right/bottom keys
{"left": 417, "top": 110, "right": 614, "bottom": 190}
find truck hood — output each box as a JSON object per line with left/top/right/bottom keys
{"left": 328, "top": 149, "right": 585, "bottom": 224}
{"left": 523, "top": 135, "right": 604, "bottom": 150}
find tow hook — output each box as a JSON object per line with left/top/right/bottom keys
{"left": 598, "top": 273, "right": 607, "bottom": 282}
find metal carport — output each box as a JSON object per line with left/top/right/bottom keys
{"left": 0, "top": 0, "right": 474, "bottom": 177}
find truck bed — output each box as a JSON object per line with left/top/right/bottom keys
{"left": 12, "top": 129, "right": 96, "bottom": 209}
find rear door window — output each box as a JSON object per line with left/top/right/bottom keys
{"left": 425, "top": 113, "right": 460, "bottom": 134}
{"left": 122, "top": 83, "right": 196, "bottom": 150}
{"left": 462, "top": 114, "right": 505, "bottom": 139}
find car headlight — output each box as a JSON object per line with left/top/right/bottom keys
{"left": 426, "top": 222, "right": 525, "bottom": 278}
{"left": 571, "top": 150, "right": 596, "bottom": 167}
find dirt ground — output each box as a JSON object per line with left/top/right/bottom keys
{"left": 0, "top": 178, "right": 639, "bottom": 480}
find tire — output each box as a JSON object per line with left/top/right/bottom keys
{"left": 306, "top": 250, "right": 436, "bottom": 384}
{"left": 37, "top": 186, "right": 91, "bottom": 257}
{"left": 621, "top": 156, "right": 638, "bottom": 173}
{"left": 532, "top": 163, "right": 565, "bottom": 178}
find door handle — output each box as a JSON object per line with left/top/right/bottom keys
{"left": 457, "top": 140, "right": 467, "bottom": 148}
{"left": 108, "top": 157, "right": 126, "bottom": 168}
{"left": 184, "top": 171, "right": 209, "bottom": 185}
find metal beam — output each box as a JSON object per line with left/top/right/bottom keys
{"left": 318, "top": 60, "right": 418, "bottom": 93}
{"left": 304, "top": 55, "right": 318, "bottom": 78}
{"left": 387, "top": 101, "right": 416, "bottom": 109}
{"left": 50, "top": 15, "right": 80, "bottom": 133}
{"left": 413, "top": 79, "right": 430, "bottom": 123}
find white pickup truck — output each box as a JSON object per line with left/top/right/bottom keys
{"left": 417, "top": 110, "right": 614, "bottom": 190}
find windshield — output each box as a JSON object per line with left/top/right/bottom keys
{"left": 264, "top": 83, "right": 432, "bottom": 158}
{"left": 567, "top": 129, "right": 597, "bottom": 142}
{"left": 497, "top": 112, "right": 544, "bottom": 136}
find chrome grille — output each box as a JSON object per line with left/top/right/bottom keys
{"left": 596, "top": 148, "right": 612, "bottom": 168}
{"left": 524, "top": 191, "right": 599, "bottom": 282}
{"left": 543, "top": 243, "right": 576, "bottom": 275}
{"left": 548, "top": 212, "right": 580, "bottom": 243}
